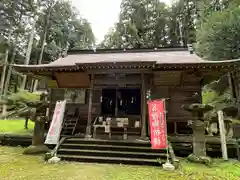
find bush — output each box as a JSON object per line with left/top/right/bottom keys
{"left": 0, "top": 91, "right": 40, "bottom": 116}
{"left": 202, "top": 87, "right": 232, "bottom": 110}
{"left": 7, "top": 90, "right": 40, "bottom": 104}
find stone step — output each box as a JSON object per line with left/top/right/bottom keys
{"left": 57, "top": 154, "right": 161, "bottom": 166}
{"left": 64, "top": 138, "right": 152, "bottom": 147}
{"left": 58, "top": 148, "right": 166, "bottom": 159}
{"left": 60, "top": 143, "right": 166, "bottom": 153}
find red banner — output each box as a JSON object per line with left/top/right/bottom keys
{"left": 148, "top": 99, "right": 168, "bottom": 149}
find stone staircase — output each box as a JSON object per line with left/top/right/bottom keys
{"left": 56, "top": 137, "right": 167, "bottom": 166}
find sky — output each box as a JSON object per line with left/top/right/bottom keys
{"left": 71, "top": 0, "right": 171, "bottom": 44}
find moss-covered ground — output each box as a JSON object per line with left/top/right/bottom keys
{"left": 0, "top": 119, "right": 34, "bottom": 134}
{"left": 0, "top": 146, "right": 239, "bottom": 180}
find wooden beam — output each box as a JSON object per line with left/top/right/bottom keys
{"left": 85, "top": 74, "right": 94, "bottom": 138}
{"left": 93, "top": 85, "right": 141, "bottom": 89}
{"left": 86, "top": 69, "right": 152, "bottom": 74}
{"left": 94, "top": 77, "right": 142, "bottom": 85}
{"left": 140, "top": 73, "right": 147, "bottom": 139}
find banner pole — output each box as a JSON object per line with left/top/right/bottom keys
{"left": 163, "top": 98, "right": 170, "bottom": 162}
{"left": 161, "top": 98, "right": 175, "bottom": 170}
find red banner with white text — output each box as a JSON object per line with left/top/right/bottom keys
{"left": 148, "top": 99, "right": 168, "bottom": 149}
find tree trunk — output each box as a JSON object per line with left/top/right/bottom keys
{"left": 192, "top": 119, "right": 206, "bottom": 156}
{"left": 0, "top": 32, "right": 12, "bottom": 98}
{"left": 0, "top": 32, "right": 12, "bottom": 116}
{"left": 2, "top": 49, "right": 17, "bottom": 117}
{"left": 33, "top": 6, "right": 52, "bottom": 92}
{"left": 4, "top": 5, "right": 23, "bottom": 94}
{"left": 3, "top": 46, "right": 17, "bottom": 96}
{"left": 20, "top": 16, "right": 37, "bottom": 90}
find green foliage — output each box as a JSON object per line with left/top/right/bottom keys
{"left": 68, "top": 19, "right": 95, "bottom": 50}
{"left": 100, "top": 0, "right": 197, "bottom": 48}
{"left": 0, "top": 0, "right": 96, "bottom": 96}
{"left": 206, "top": 75, "right": 229, "bottom": 95}
{"left": 202, "top": 87, "right": 232, "bottom": 110}
{"left": 202, "top": 90, "right": 217, "bottom": 105}
{"left": 5, "top": 91, "right": 40, "bottom": 104}
{"left": 34, "top": 0, "right": 95, "bottom": 63}
{"left": 1, "top": 0, "right": 95, "bottom": 74}
{"left": 0, "top": 91, "right": 40, "bottom": 114}
{"left": 197, "top": 0, "right": 240, "bottom": 23}
{"left": 202, "top": 84, "right": 240, "bottom": 122}
{"left": 100, "top": 0, "right": 240, "bottom": 50}
{"left": 197, "top": 3, "right": 240, "bottom": 116}
{"left": 196, "top": 7, "right": 240, "bottom": 60}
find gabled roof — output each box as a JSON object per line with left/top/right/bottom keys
{"left": 39, "top": 49, "right": 204, "bottom": 66}
{"left": 12, "top": 47, "right": 240, "bottom": 72}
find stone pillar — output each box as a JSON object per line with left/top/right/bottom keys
{"left": 85, "top": 74, "right": 94, "bottom": 138}
{"left": 192, "top": 119, "right": 206, "bottom": 156}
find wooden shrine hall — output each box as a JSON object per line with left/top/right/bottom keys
{"left": 13, "top": 47, "right": 240, "bottom": 141}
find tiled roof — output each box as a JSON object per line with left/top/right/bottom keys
{"left": 16, "top": 51, "right": 203, "bottom": 68}
{"left": 12, "top": 48, "right": 240, "bottom": 71}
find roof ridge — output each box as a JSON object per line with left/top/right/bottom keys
{"left": 67, "top": 47, "right": 188, "bottom": 55}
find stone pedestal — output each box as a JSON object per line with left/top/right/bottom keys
{"left": 182, "top": 103, "right": 213, "bottom": 163}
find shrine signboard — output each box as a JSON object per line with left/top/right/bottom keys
{"left": 45, "top": 100, "right": 67, "bottom": 145}
{"left": 148, "top": 99, "right": 168, "bottom": 149}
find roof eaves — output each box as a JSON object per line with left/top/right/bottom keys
{"left": 12, "top": 64, "right": 79, "bottom": 72}
{"left": 155, "top": 59, "right": 240, "bottom": 69}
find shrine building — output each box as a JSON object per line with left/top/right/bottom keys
{"left": 13, "top": 47, "right": 240, "bottom": 140}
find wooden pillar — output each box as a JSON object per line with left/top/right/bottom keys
{"left": 85, "top": 74, "right": 94, "bottom": 138}
{"left": 140, "top": 73, "right": 147, "bottom": 139}
{"left": 115, "top": 88, "right": 118, "bottom": 117}
{"left": 174, "top": 122, "right": 178, "bottom": 134}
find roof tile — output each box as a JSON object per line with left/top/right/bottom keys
{"left": 13, "top": 50, "right": 240, "bottom": 70}
{"left": 49, "top": 51, "right": 203, "bottom": 66}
